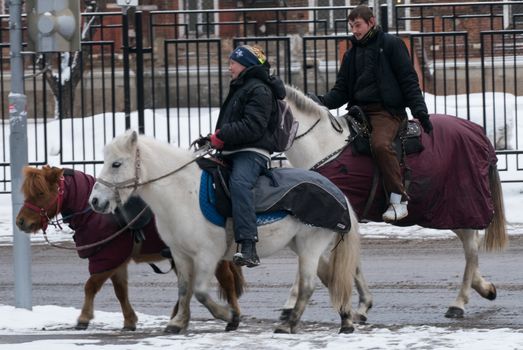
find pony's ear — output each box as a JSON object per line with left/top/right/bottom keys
{"left": 43, "top": 166, "right": 64, "bottom": 185}
{"left": 22, "top": 166, "right": 37, "bottom": 179}
{"left": 127, "top": 130, "right": 138, "bottom": 148}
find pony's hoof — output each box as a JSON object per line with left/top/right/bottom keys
{"left": 164, "top": 325, "right": 184, "bottom": 334}
{"left": 279, "top": 309, "right": 292, "bottom": 322}
{"left": 225, "top": 311, "right": 240, "bottom": 331}
{"left": 122, "top": 325, "right": 136, "bottom": 331}
{"left": 445, "top": 306, "right": 464, "bottom": 318}
{"left": 75, "top": 322, "right": 89, "bottom": 330}
{"left": 274, "top": 324, "right": 292, "bottom": 334}
{"left": 339, "top": 325, "right": 355, "bottom": 334}
{"left": 352, "top": 312, "right": 367, "bottom": 324}
{"left": 486, "top": 284, "right": 497, "bottom": 300}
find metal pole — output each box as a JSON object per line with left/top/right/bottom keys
{"left": 9, "top": 0, "right": 32, "bottom": 309}
{"left": 122, "top": 6, "right": 131, "bottom": 129}
{"left": 135, "top": 11, "right": 144, "bottom": 134}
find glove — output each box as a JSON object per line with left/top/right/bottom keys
{"left": 190, "top": 134, "right": 211, "bottom": 149}
{"left": 306, "top": 92, "right": 324, "bottom": 106}
{"left": 210, "top": 130, "right": 224, "bottom": 150}
{"left": 416, "top": 112, "right": 433, "bottom": 134}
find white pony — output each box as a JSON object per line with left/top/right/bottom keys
{"left": 283, "top": 84, "right": 508, "bottom": 319}
{"left": 88, "top": 130, "right": 361, "bottom": 334}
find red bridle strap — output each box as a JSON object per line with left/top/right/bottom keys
{"left": 22, "top": 176, "right": 65, "bottom": 232}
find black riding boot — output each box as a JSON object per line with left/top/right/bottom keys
{"left": 233, "top": 240, "right": 260, "bottom": 268}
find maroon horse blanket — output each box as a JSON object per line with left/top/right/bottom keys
{"left": 316, "top": 114, "right": 497, "bottom": 229}
{"left": 61, "top": 170, "right": 167, "bottom": 274}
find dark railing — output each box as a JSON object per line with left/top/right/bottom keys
{"left": 0, "top": 2, "right": 523, "bottom": 192}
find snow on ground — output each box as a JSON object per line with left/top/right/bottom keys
{"left": 0, "top": 305, "right": 522, "bottom": 350}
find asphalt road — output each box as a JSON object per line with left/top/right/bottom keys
{"left": 1, "top": 235, "right": 522, "bottom": 335}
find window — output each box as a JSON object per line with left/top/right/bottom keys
{"left": 316, "top": 0, "right": 349, "bottom": 32}
{"left": 184, "top": 0, "right": 217, "bottom": 35}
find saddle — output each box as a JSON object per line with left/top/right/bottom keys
{"left": 196, "top": 156, "right": 234, "bottom": 217}
{"left": 344, "top": 105, "right": 424, "bottom": 158}
{"left": 195, "top": 156, "right": 352, "bottom": 233}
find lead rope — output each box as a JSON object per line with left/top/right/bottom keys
{"left": 42, "top": 206, "right": 150, "bottom": 251}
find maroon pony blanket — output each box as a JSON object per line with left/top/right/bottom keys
{"left": 316, "top": 114, "right": 497, "bottom": 229}
{"left": 61, "top": 170, "right": 166, "bottom": 274}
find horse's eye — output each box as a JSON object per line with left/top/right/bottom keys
{"left": 112, "top": 161, "right": 122, "bottom": 168}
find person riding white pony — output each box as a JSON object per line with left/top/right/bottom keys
{"left": 88, "top": 130, "right": 361, "bottom": 334}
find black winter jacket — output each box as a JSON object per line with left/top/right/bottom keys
{"left": 215, "top": 64, "right": 286, "bottom": 153}
{"left": 321, "top": 29, "right": 428, "bottom": 118}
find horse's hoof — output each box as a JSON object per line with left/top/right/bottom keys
{"left": 445, "top": 306, "right": 464, "bottom": 318}
{"left": 225, "top": 311, "right": 240, "bottom": 331}
{"left": 279, "top": 309, "right": 292, "bottom": 322}
{"left": 353, "top": 312, "right": 367, "bottom": 324}
{"left": 164, "top": 325, "right": 184, "bottom": 334}
{"left": 274, "top": 325, "right": 292, "bottom": 334}
{"left": 122, "top": 325, "right": 136, "bottom": 331}
{"left": 486, "top": 284, "right": 497, "bottom": 300}
{"left": 339, "top": 325, "right": 355, "bottom": 334}
{"left": 75, "top": 322, "right": 89, "bottom": 330}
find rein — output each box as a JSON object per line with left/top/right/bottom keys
{"left": 42, "top": 205, "right": 151, "bottom": 251}
{"left": 294, "top": 118, "right": 321, "bottom": 140}
{"left": 292, "top": 109, "right": 347, "bottom": 170}
{"left": 96, "top": 147, "right": 212, "bottom": 196}
{"left": 294, "top": 109, "right": 343, "bottom": 141}
{"left": 310, "top": 145, "right": 348, "bottom": 170}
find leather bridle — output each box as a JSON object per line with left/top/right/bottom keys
{"left": 22, "top": 176, "right": 65, "bottom": 232}
{"left": 95, "top": 146, "right": 210, "bottom": 206}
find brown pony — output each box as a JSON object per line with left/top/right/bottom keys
{"left": 16, "top": 165, "right": 244, "bottom": 331}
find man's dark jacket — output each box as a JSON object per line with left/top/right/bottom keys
{"left": 321, "top": 29, "right": 428, "bottom": 118}
{"left": 215, "top": 64, "right": 286, "bottom": 153}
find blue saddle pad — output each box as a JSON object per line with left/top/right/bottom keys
{"left": 199, "top": 171, "right": 287, "bottom": 227}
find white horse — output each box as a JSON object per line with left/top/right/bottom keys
{"left": 282, "top": 84, "right": 508, "bottom": 320}
{"left": 88, "top": 130, "right": 361, "bottom": 334}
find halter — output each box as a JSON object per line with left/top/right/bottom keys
{"left": 22, "top": 176, "right": 65, "bottom": 232}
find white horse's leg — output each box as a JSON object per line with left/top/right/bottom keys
{"left": 164, "top": 254, "right": 193, "bottom": 334}
{"left": 352, "top": 263, "right": 373, "bottom": 323}
{"left": 275, "top": 253, "right": 319, "bottom": 334}
{"left": 192, "top": 258, "right": 234, "bottom": 326}
{"left": 275, "top": 230, "right": 336, "bottom": 334}
{"left": 279, "top": 270, "right": 299, "bottom": 322}
{"left": 282, "top": 250, "right": 372, "bottom": 325}
{"left": 447, "top": 229, "right": 497, "bottom": 318}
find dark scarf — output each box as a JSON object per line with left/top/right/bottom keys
{"left": 353, "top": 25, "right": 380, "bottom": 47}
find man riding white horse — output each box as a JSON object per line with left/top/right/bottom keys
{"left": 311, "top": 5, "right": 432, "bottom": 222}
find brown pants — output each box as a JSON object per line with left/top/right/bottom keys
{"left": 362, "top": 105, "right": 405, "bottom": 196}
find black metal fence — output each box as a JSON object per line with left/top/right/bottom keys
{"left": 1, "top": 2, "right": 523, "bottom": 192}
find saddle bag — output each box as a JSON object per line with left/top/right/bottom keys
{"left": 345, "top": 106, "right": 424, "bottom": 156}
{"left": 114, "top": 196, "right": 154, "bottom": 243}
{"left": 196, "top": 157, "right": 233, "bottom": 217}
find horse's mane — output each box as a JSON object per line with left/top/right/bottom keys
{"left": 284, "top": 84, "right": 330, "bottom": 119}
{"left": 21, "top": 166, "right": 54, "bottom": 199}
{"left": 110, "top": 130, "right": 192, "bottom": 164}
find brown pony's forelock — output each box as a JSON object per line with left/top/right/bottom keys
{"left": 21, "top": 167, "right": 52, "bottom": 199}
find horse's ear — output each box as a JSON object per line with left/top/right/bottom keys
{"left": 43, "top": 166, "right": 64, "bottom": 185}
{"left": 128, "top": 130, "right": 138, "bottom": 148}
{"left": 22, "top": 165, "right": 35, "bottom": 179}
